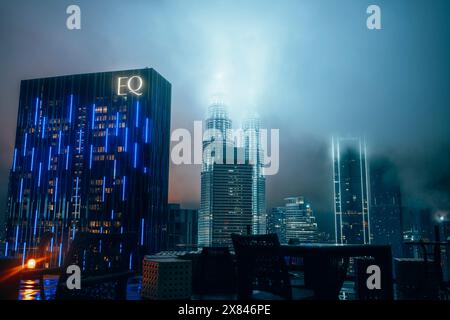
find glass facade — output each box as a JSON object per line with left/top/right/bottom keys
{"left": 332, "top": 137, "right": 370, "bottom": 244}
{"left": 4, "top": 68, "right": 171, "bottom": 268}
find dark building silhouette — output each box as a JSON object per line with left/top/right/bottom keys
{"left": 167, "top": 204, "right": 198, "bottom": 251}
{"left": 4, "top": 68, "right": 171, "bottom": 268}
{"left": 268, "top": 207, "right": 286, "bottom": 244}
{"left": 369, "top": 157, "right": 403, "bottom": 258}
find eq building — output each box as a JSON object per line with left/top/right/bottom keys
{"left": 4, "top": 68, "right": 171, "bottom": 268}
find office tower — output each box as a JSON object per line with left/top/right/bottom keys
{"left": 4, "top": 68, "right": 171, "bottom": 268}
{"left": 369, "top": 157, "right": 403, "bottom": 258}
{"left": 167, "top": 204, "right": 198, "bottom": 251}
{"left": 284, "top": 197, "right": 318, "bottom": 243}
{"left": 332, "top": 137, "right": 370, "bottom": 244}
{"left": 243, "top": 114, "right": 267, "bottom": 235}
{"left": 199, "top": 148, "right": 253, "bottom": 247}
{"left": 267, "top": 207, "right": 286, "bottom": 244}
{"left": 202, "top": 98, "right": 233, "bottom": 171}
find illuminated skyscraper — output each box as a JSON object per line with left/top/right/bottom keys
{"left": 198, "top": 101, "right": 253, "bottom": 247}
{"left": 284, "top": 197, "right": 318, "bottom": 243}
{"left": 4, "top": 68, "right": 171, "bottom": 268}
{"left": 332, "top": 137, "right": 370, "bottom": 244}
{"left": 243, "top": 114, "right": 267, "bottom": 235}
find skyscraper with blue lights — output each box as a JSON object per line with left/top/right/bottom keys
{"left": 4, "top": 68, "right": 171, "bottom": 268}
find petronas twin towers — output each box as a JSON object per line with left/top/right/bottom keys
{"left": 198, "top": 98, "right": 266, "bottom": 248}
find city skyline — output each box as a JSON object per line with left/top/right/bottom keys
{"left": 0, "top": 0, "right": 449, "bottom": 238}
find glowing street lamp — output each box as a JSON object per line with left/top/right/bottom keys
{"left": 26, "top": 259, "right": 36, "bottom": 270}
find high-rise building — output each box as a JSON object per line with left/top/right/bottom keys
{"left": 284, "top": 197, "right": 318, "bottom": 243}
{"left": 4, "top": 68, "right": 171, "bottom": 268}
{"left": 198, "top": 160, "right": 253, "bottom": 248}
{"left": 199, "top": 101, "right": 254, "bottom": 248}
{"left": 332, "top": 137, "right": 370, "bottom": 244}
{"left": 243, "top": 115, "right": 267, "bottom": 235}
{"left": 267, "top": 207, "right": 286, "bottom": 244}
{"left": 369, "top": 157, "right": 403, "bottom": 258}
{"left": 167, "top": 204, "right": 198, "bottom": 251}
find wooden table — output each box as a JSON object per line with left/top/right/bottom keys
{"left": 281, "top": 244, "right": 393, "bottom": 300}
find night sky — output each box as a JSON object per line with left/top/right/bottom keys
{"left": 0, "top": 0, "right": 449, "bottom": 235}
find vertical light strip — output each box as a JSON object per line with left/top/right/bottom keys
{"left": 66, "top": 146, "right": 70, "bottom": 170}
{"left": 12, "top": 148, "right": 17, "bottom": 172}
{"left": 4, "top": 242, "right": 8, "bottom": 256}
{"left": 42, "top": 117, "right": 46, "bottom": 138}
{"left": 115, "top": 112, "right": 119, "bottom": 136}
{"left": 33, "top": 209, "right": 38, "bottom": 237}
{"left": 102, "top": 176, "right": 106, "bottom": 202}
{"left": 358, "top": 139, "right": 366, "bottom": 244}
{"left": 68, "top": 94, "right": 73, "bottom": 123}
{"left": 105, "top": 128, "right": 109, "bottom": 153}
{"left": 34, "top": 98, "right": 39, "bottom": 126}
{"left": 331, "top": 136, "right": 338, "bottom": 244}
{"left": 111, "top": 209, "right": 114, "bottom": 220}
{"left": 75, "top": 177, "right": 79, "bottom": 199}
{"left": 134, "top": 143, "right": 138, "bottom": 168}
{"left": 78, "top": 129, "right": 82, "bottom": 153}
{"left": 19, "top": 178, "right": 24, "bottom": 203}
{"left": 54, "top": 177, "right": 58, "bottom": 203}
{"left": 125, "top": 127, "right": 128, "bottom": 152}
{"left": 145, "top": 118, "right": 149, "bottom": 143}
{"left": 30, "top": 147, "right": 35, "bottom": 171}
{"left": 58, "top": 130, "right": 62, "bottom": 154}
{"left": 136, "top": 101, "right": 140, "bottom": 127}
{"left": 129, "top": 253, "right": 133, "bottom": 270}
{"left": 58, "top": 243, "right": 63, "bottom": 266}
{"left": 91, "top": 104, "right": 96, "bottom": 130}
{"left": 23, "top": 133, "right": 28, "bottom": 156}
{"left": 14, "top": 225, "right": 19, "bottom": 251}
{"left": 364, "top": 138, "right": 371, "bottom": 244}
{"left": 48, "top": 147, "right": 52, "bottom": 170}
{"left": 89, "top": 145, "right": 93, "bottom": 169}
{"left": 38, "top": 162, "right": 42, "bottom": 187}
{"left": 113, "top": 160, "right": 117, "bottom": 179}
{"left": 22, "top": 242, "right": 27, "bottom": 267}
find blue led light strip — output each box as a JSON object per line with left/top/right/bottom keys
{"left": 12, "top": 148, "right": 17, "bottom": 172}
{"left": 19, "top": 178, "right": 23, "bottom": 203}
{"left": 23, "top": 133, "right": 27, "bottom": 156}
{"left": 48, "top": 147, "right": 52, "bottom": 170}
{"left": 69, "top": 94, "right": 73, "bottom": 123}
{"left": 66, "top": 146, "right": 70, "bottom": 170}
{"left": 38, "top": 162, "right": 42, "bottom": 187}
{"left": 78, "top": 129, "right": 82, "bottom": 153}
{"left": 34, "top": 98, "right": 39, "bottom": 126}
{"left": 42, "top": 117, "right": 46, "bottom": 138}
{"left": 22, "top": 242, "right": 27, "bottom": 267}
{"left": 31, "top": 147, "right": 35, "bottom": 171}
{"left": 105, "top": 128, "right": 109, "bottom": 153}
{"left": 125, "top": 127, "right": 128, "bottom": 152}
{"left": 134, "top": 143, "right": 138, "bottom": 168}
{"left": 89, "top": 145, "right": 93, "bottom": 169}
{"left": 58, "top": 130, "right": 62, "bottom": 154}
{"left": 102, "top": 176, "right": 106, "bottom": 202}
{"left": 91, "top": 104, "right": 96, "bottom": 130}
{"left": 136, "top": 101, "right": 140, "bottom": 127}
{"left": 145, "top": 118, "right": 149, "bottom": 143}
